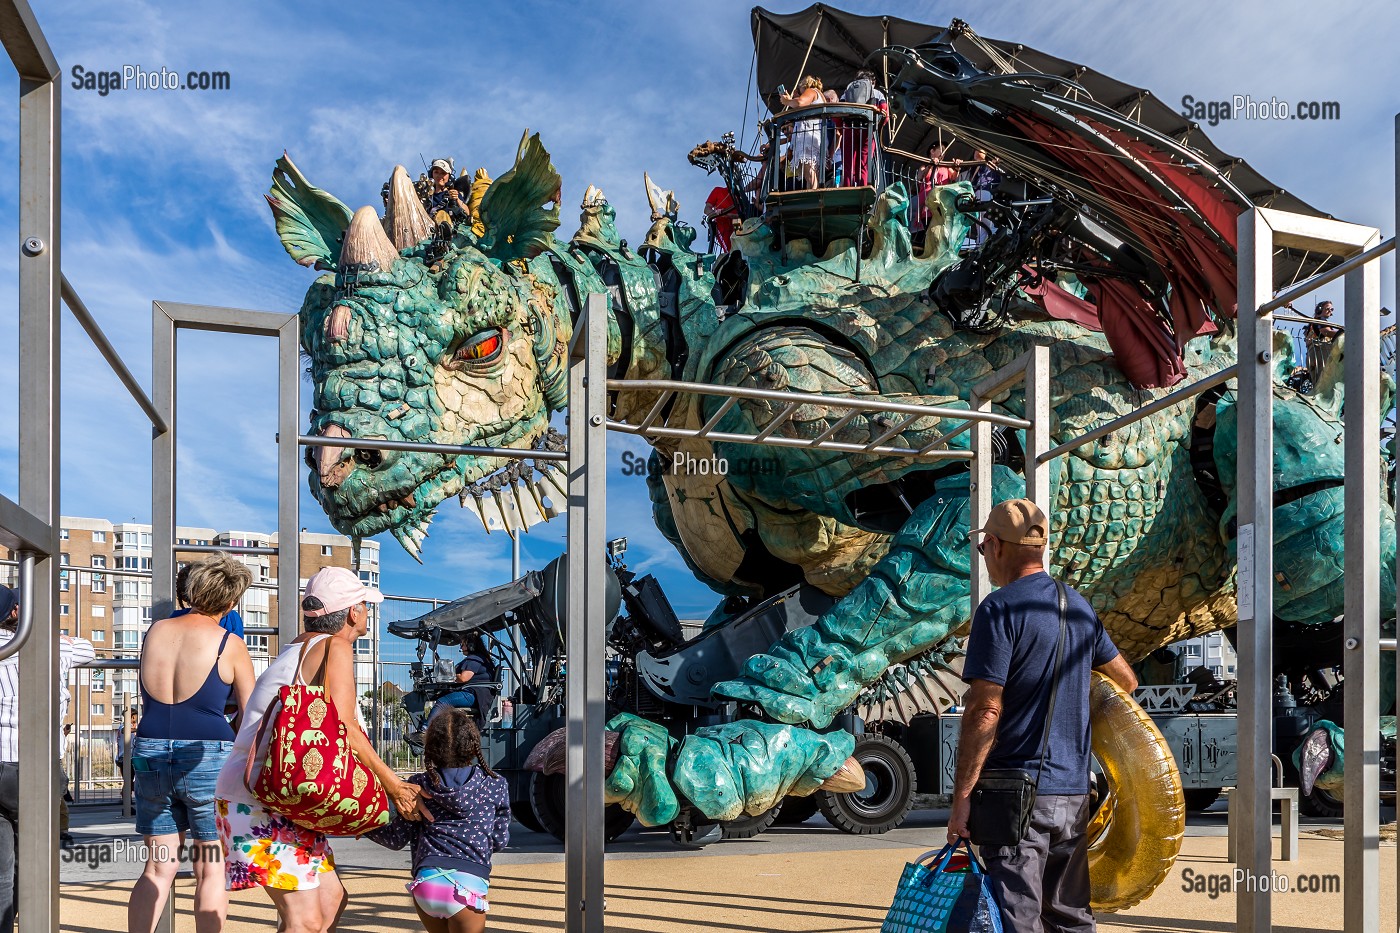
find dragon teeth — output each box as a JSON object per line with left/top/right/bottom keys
{"left": 479, "top": 491, "right": 505, "bottom": 534}
{"left": 514, "top": 479, "right": 546, "bottom": 530}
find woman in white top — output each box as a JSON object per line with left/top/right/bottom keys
{"left": 779, "top": 75, "right": 826, "bottom": 191}
{"left": 215, "top": 567, "right": 427, "bottom": 933}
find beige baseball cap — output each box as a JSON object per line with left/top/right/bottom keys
{"left": 970, "top": 498, "right": 1048, "bottom": 546}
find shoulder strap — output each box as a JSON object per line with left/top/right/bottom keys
{"left": 215, "top": 630, "right": 232, "bottom": 659}
{"left": 1033, "top": 580, "right": 1070, "bottom": 790}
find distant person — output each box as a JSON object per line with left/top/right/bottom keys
{"left": 703, "top": 185, "right": 737, "bottom": 253}
{"left": 948, "top": 499, "right": 1139, "bottom": 933}
{"left": 171, "top": 563, "right": 244, "bottom": 637}
{"left": 431, "top": 634, "right": 498, "bottom": 727}
{"left": 778, "top": 76, "right": 826, "bottom": 191}
{"left": 839, "top": 69, "right": 886, "bottom": 185}
{"left": 1304, "top": 300, "right": 1342, "bottom": 385}
{"left": 912, "top": 143, "right": 957, "bottom": 242}
{"left": 0, "top": 585, "right": 95, "bottom": 933}
{"left": 367, "top": 709, "right": 510, "bottom": 933}
{"left": 425, "top": 158, "right": 468, "bottom": 222}
{"left": 128, "top": 553, "right": 256, "bottom": 933}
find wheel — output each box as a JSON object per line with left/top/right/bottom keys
{"left": 512, "top": 799, "right": 544, "bottom": 833}
{"left": 816, "top": 733, "right": 915, "bottom": 834}
{"left": 1299, "top": 786, "right": 1344, "bottom": 818}
{"left": 772, "top": 794, "right": 821, "bottom": 826}
{"left": 720, "top": 805, "right": 780, "bottom": 839}
{"left": 1182, "top": 787, "right": 1222, "bottom": 812}
{"left": 527, "top": 771, "right": 636, "bottom": 842}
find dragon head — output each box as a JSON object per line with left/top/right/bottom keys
{"left": 270, "top": 134, "right": 570, "bottom": 558}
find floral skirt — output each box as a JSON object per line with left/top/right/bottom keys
{"left": 216, "top": 798, "right": 336, "bottom": 891}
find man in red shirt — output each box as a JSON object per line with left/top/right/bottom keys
{"left": 704, "top": 185, "right": 737, "bottom": 253}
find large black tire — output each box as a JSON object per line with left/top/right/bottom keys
{"left": 1182, "top": 787, "right": 1223, "bottom": 812}
{"left": 773, "top": 794, "right": 821, "bottom": 826}
{"left": 720, "top": 805, "right": 780, "bottom": 839}
{"left": 512, "top": 799, "right": 544, "bottom": 833}
{"left": 528, "top": 771, "right": 636, "bottom": 842}
{"left": 1299, "top": 786, "right": 1344, "bottom": 818}
{"left": 816, "top": 733, "right": 915, "bottom": 835}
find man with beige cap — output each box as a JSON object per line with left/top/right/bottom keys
{"left": 947, "top": 498, "right": 1138, "bottom": 932}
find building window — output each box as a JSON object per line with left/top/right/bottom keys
{"left": 244, "top": 634, "right": 269, "bottom": 655}
{"left": 91, "top": 670, "right": 105, "bottom": 691}
{"left": 59, "top": 604, "right": 69, "bottom": 617}
{"left": 140, "top": 533, "right": 151, "bottom": 547}
{"left": 92, "top": 555, "right": 107, "bottom": 569}
{"left": 1184, "top": 644, "right": 1201, "bottom": 658}
{"left": 141, "top": 607, "right": 153, "bottom": 624}
{"left": 123, "top": 532, "right": 138, "bottom": 547}
{"left": 114, "top": 631, "right": 139, "bottom": 650}
{"left": 321, "top": 545, "right": 334, "bottom": 557}
{"left": 355, "top": 637, "right": 372, "bottom": 657}
{"left": 91, "top": 574, "right": 106, "bottom": 594}
{"left": 59, "top": 553, "right": 69, "bottom": 565}
{"left": 59, "top": 576, "right": 68, "bottom": 592}
{"left": 92, "top": 704, "right": 105, "bottom": 717}
{"left": 58, "top": 529, "right": 69, "bottom": 541}
{"left": 92, "top": 605, "right": 105, "bottom": 617}
{"left": 91, "top": 630, "right": 105, "bottom": 643}
{"left": 92, "top": 531, "right": 106, "bottom": 543}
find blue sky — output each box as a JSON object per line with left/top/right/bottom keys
{"left": 0, "top": 0, "right": 1396, "bottom": 617}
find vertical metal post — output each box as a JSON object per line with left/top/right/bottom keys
{"left": 565, "top": 293, "right": 607, "bottom": 933}
{"left": 1342, "top": 230, "right": 1382, "bottom": 933}
{"left": 151, "top": 303, "right": 176, "bottom": 620}
{"left": 1394, "top": 112, "right": 1400, "bottom": 924}
{"left": 16, "top": 62, "right": 60, "bottom": 933}
{"left": 969, "top": 392, "right": 993, "bottom": 613}
{"left": 1023, "top": 346, "right": 1051, "bottom": 521}
{"left": 278, "top": 318, "right": 301, "bottom": 646}
{"left": 149, "top": 304, "right": 177, "bottom": 933}
{"left": 1235, "top": 208, "right": 1274, "bottom": 933}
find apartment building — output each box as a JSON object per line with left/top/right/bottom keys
{"left": 0, "top": 518, "right": 381, "bottom": 739}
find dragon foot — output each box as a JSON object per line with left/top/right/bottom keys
{"left": 525, "top": 714, "right": 862, "bottom": 827}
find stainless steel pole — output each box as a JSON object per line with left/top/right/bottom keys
{"left": 565, "top": 293, "right": 607, "bottom": 933}
{"left": 1024, "top": 345, "right": 1051, "bottom": 523}
{"left": 16, "top": 59, "right": 60, "bottom": 933}
{"left": 278, "top": 318, "right": 301, "bottom": 650}
{"left": 1342, "top": 229, "right": 1382, "bottom": 933}
{"left": 149, "top": 304, "right": 177, "bottom": 933}
{"left": 1235, "top": 208, "right": 1274, "bottom": 933}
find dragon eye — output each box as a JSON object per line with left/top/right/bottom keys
{"left": 453, "top": 330, "right": 503, "bottom": 364}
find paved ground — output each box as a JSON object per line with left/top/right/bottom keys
{"left": 52, "top": 803, "right": 1393, "bottom": 931}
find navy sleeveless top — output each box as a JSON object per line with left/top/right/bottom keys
{"left": 137, "top": 629, "right": 236, "bottom": 742}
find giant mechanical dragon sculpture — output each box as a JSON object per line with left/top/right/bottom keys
{"left": 268, "top": 37, "right": 1395, "bottom": 910}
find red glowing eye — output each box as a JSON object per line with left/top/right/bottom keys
{"left": 455, "top": 331, "right": 502, "bottom": 363}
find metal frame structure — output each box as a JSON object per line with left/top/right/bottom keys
{"left": 1236, "top": 184, "right": 1397, "bottom": 931}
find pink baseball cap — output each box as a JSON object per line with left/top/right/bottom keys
{"left": 301, "top": 566, "right": 383, "bottom": 617}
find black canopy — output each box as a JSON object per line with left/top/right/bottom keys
{"left": 752, "top": 4, "right": 1339, "bottom": 290}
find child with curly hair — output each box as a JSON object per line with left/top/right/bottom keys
{"left": 368, "top": 708, "right": 510, "bottom": 932}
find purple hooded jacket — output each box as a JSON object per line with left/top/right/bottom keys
{"left": 366, "top": 766, "right": 510, "bottom": 879}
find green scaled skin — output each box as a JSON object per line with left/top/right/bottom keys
{"left": 277, "top": 135, "right": 1395, "bottom": 827}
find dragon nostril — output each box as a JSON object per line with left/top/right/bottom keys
{"left": 355, "top": 448, "right": 384, "bottom": 469}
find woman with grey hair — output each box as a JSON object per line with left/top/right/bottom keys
{"left": 128, "top": 552, "right": 256, "bottom": 933}
{"left": 215, "top": 566, "right": 428, "bottom": 933}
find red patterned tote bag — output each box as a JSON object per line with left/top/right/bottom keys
{"left": 244, "top": 636, "right": 390, "bottom": 836}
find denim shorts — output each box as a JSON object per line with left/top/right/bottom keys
{"left": 132, "top": 738, "right": 233, "bottom": 841}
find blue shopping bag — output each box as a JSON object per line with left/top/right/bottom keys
{"left": 881, "top": 839, "right": 1004, "bottom": 933}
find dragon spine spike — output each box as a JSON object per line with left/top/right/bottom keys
{"left": 382, "top": 165, "right": 433, "bottom": 251}
{"left": 479, "top": 491, "right": 501, "bottom": 535}
{"left": 541, "top": 463, "right": 569, "bottom": 500}
{"left": 340, "top": 205, "right": 400, "bottom": 274}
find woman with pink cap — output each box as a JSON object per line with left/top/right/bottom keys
{"left": 215, "top": 567, "right": 430, "bottom": 933}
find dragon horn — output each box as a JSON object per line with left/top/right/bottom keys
{"left": 382, "top": 165, "right": 433, "bottom": 250}
{"left": 340, "top": 205, "right": 400, "bottom": 274}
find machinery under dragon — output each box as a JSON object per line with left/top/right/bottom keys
{"left": 266, "top": 14, "right": 1397, "bottom": 910}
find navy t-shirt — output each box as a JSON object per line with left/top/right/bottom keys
{"left": 961, "top": 572, "right": 1119, "bottom": 795}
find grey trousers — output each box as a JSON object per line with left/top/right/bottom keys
{"left": 980, "top": 793, "right": 1094, "bottom": 933}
